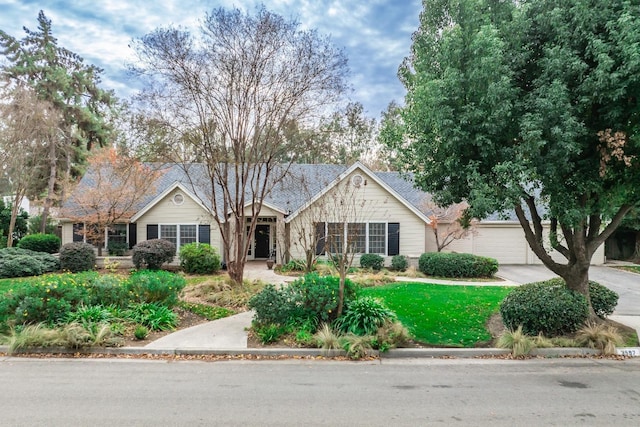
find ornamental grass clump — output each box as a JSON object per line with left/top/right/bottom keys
{"left": 497, "top": 326, "right": 536, "bottom": 357}
{"left": 575, "top": 321, "right": 623, "bottom": 356}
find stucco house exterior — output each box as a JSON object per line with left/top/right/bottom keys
{"left": 58, "top": 161, "right": 604, "bottom": 265}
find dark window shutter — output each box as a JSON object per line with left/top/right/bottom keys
{"left": 72, "top": 223, "right": 84, "bottom": 242}
{"left": 128, "top": 223, "right": 137, "bottom": 249}
{"left": 315, "top": 222, "right": 326, "bottom": 255}
{"left": 147, "top": 224, "right": 158, "bottom": 240}
{"left": 198, "top": 225, "right": 211, "bottom": 244}
{"left": 387, "top": 223, "right": 400, "bottom": 256}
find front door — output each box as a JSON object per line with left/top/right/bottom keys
{"left": 254, "top": 224, "right": 270, "bottom": 258}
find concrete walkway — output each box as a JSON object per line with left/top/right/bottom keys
{"left": 145, "top": 262, "right": 640, "bottom": 351}
{"left": 145, "top": 261, "right": 291, "bottom": 350}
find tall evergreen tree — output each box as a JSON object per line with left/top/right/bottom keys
{"left": 0, "top": 10, "right": 115, "bottom": 231}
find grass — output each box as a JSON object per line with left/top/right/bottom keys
{"left": 360, "top": 282, "right": 513, "bottom": 347}
{"left": 615, "top": 265, "right": 640, "bottom": 274}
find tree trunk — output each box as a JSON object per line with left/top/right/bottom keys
{"left": 41, "top": 141, "right": 58, "bottom": 233}
{"left": 561, "top": 263, "right": 597, "bottom": 319}
{"left": 6, "top": 194, "right": 22, "bottom": 248}
{"left": 336, "top": 257, "right": 346, "bottom": 318}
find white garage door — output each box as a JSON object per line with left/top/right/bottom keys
{"left": 472, "top": 226, "right": 528, "bottom": 264}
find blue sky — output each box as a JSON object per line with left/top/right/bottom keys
{"left": 0, "top": 0, "right": 423, "bottom": 118}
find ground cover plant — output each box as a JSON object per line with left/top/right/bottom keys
{"left": 0, "top": 270, "right": 190, "bottom": 350}
{"left": 360, "top": 282, "right": 512, "bottom": 347}
{"left": 0, "top": 247, "right": 60, "bottom": 278}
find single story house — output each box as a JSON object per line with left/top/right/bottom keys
{"left": 58, "top": 161, "right": 604, "bottom": 265}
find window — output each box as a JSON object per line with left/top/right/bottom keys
{"left": 327, "top": 222, "right": 343, "bottom": 254}
{"left": 108, "top": 224, "right": 127, "bottom": 245}
{"left": 348, "top": 223, "right": 366, "bottom": 254}
{"left": 368, "top": 223, "right": 386, "bottom": 254}
{"left": 149, "top": 223, "right": 210, "bottom": 251}
{"left": 160, "top": 224, "right": 177, "bottom": 247}
{"left": 180, "top": 225, "right": 197, "bottom": 246}
{"left": 320, "top": 222, "right": 395, "bottom": 256}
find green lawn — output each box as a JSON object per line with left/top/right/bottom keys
{"left": 615, "top": 265, "right": 640, "bottom": 274}
{"left": 361, "top": 282, "right": 513, "bottom": 348}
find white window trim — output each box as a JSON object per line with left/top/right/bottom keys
{"left": 158, "top": 223, "right": 199, "bottom": 251}
{"left": 323, "top": 221, "right": 390, "bottom": 256}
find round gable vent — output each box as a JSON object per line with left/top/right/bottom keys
{"left": 351, "top": 174, "right": 364, "bottom": 188}
{"left": 173, "top": 193, "right": 185, "bottom": 205}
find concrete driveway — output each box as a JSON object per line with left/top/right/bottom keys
{"left": 497, "top": 264, "right": 640, "bottom": 316}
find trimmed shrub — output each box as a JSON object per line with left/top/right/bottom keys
{"left": 589, "top": 281, "right": 618, "bottom": 318}
{"left": 249, "top": 273, "right": 359, "bottom": 328}
{"left": 17, "top": 233, "right": 61, "bottom": 254}
{"left": 360, "top": 253, "right": 384, "bottom": 271}
{"left": 418, "top": 252, "right": 498, "bottom": 278}
{"left": 107, "top": 241, "right": 128, "bottom": 256}
{"left": 59, "top": 242, "right": 96, "bottom": 273}
{"left": 500, "top": 279, "right": 589, "bottom": 336}
{"left": 288, "top": 273, "right": 359, "bottom": 324}
{"left": 391, "top": 255, "right": 409, "bottom": 272}
{"left": 248, "top": 284, "right": 292, "bottom": 326}
{"left": 179, "top": 243, "right": 221, "bottom": 274}
{"left": 126, "top": 270, "right": 186, "bottom": 307}
{"left": 335, "top": 296, "right": 396, "bottom": 336}
{"left": 0, "top": 247, "right": 60, "bottom": 278}
{"left": 132, "top": 239, "right": 176, "bottom": 270}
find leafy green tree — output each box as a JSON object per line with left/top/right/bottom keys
{"left": 0, "top": 199, "right": 28, "bottom": 247}
{"left": 382, "top": 0, "right": 640, "bottom": 315}
{"left": 0, "top": 11, "right": 115, "bottom": 232}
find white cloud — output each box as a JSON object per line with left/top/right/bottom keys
{"left": 0, "top": 0, "right": 422, "bottom": 116}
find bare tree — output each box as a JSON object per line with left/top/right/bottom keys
{"left": 0, "top": 86, "right": 60, "bottom": 247}
{"left": 278, "top": 172, "right": 333, "bottom": 272}
{"left": 321, "top": 176, "right": 384, "bottom": 317}
{"left": 61, "top": 148, "right": 160, "bottom": 255}
{"left": 130, "top": 6, "right": 349, "bottom": 284}
{"left": 421, "top": 196, "right": 477, "bottom": 252}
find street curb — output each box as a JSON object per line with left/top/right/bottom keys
{"left": 0, "top": 344, "right": 607, "bottom": 359}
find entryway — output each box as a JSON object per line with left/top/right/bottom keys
{"left": 254, "top": 224, "right": 270, "bottom": 258}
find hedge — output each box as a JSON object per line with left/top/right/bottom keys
{"left": 418, "top": 252, "right": 498, "bottom": 278}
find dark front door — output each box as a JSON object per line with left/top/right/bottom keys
{"left": 254, "top": 224, "right": 270, "bottom": 258}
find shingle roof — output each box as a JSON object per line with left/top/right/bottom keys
{"left": 62, "top": 162, "right": 434, "bottom": 220}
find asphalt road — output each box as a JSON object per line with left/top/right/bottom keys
{"left": 1, "top": 356, "right": 640, "bottom": 426}
{"left": 498, "top": 265, "right": 640, "bottom": 315}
